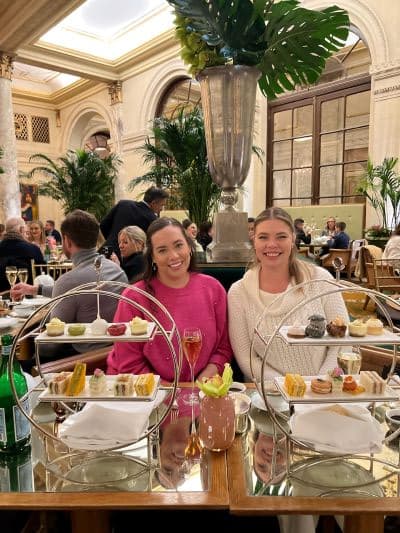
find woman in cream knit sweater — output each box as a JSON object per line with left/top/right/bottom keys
{"left": 228, "top": 207, "right": 349, "bottom": 383}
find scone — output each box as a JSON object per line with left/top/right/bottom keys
{"left": 348, "top": 319, "right": 367, "bottom": 337}
{"left": 366, "top": 318, "right": 384, "bottom": 335}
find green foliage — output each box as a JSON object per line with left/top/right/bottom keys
{"left": 356, "top": 157, "right": 400, "bottom": 231}
{"left": 129, "top": 107, "right": 221, "bottom": 227}
{"left": 167, "top": 0, "right": 350, "bottom": 99}
{"left": 28, "top": 149, "right": 121, "bottom": 220}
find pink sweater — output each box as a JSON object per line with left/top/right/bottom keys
{"left": 107, "top": 273, "right": 232, "bottom": 381}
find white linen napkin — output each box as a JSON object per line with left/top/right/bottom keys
{"left": 289, "top": 404, "right": 384, "bottom": 454}
{"left": 59, "top": 390, "right": 166, "bottom": 450}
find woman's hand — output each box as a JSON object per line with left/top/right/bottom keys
{"left": 110, "top": 252, "right": 120, "bottom": 266}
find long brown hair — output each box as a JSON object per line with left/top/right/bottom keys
{"left": 251, "top": 207, "right": 313, "bottom": 284}
{"left": 142, "top": 217, "right": 197, "bottom": 291}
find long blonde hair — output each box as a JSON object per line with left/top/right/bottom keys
{"left": 251, "top": 207, "right": 314, "bottom": 284}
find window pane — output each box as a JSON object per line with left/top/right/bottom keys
{"left": 273, "top": 170, "right": 291, "bottom": 199}
{"left": 321, "top": 98, "right": 344, "bottom": 133}
{"left": 346, "top": 91, "right": 370, "bottom": 128}
{"left": 344, "top": 127, "right": 368, "bottom": 158}
{"left": 292, "top": 168, "right": 312, "bottom": 199}
{"left": 292, "top": 198, "right": 311, "bottom": 206}
{"left": 274, "top": 109, "right": 292, "bottom": 140}
{"left": 293, "top": 137, "right": 312, "bottom": 167}
{"left": 273, "top": 199, "right": 291, "bottom": 207}
{"left": 320, "top": 165, "right": 342, "bottom": 198}
{"left": 320, "top": 132, "right": 343, "bottom": 165}
{"left": 273, "top": 140, "right": 292, "bottom": 170}
{"left": 344, "top": 161, "right": 367, "bottom": 201}
{"left": 293, "top": 105, "right": 313, "bottom": 137}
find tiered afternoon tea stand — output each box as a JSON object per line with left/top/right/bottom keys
{"left": 251, "top": 277, "right": 400, "bottom": 496}
{"left": 8, "top": 277, "right": 182, "bottom": 489}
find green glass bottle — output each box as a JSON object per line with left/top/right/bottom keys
{"left": 0, "top": 444, "right": 33, "bottom": 491}
{"left": 0, "top": 334, "right": 31, "bottom": 453}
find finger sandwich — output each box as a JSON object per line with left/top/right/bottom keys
{"left": 359, "top": 370, "right": 386, "bottom": 394}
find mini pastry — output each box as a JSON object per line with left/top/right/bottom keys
{"left": 326, "top": 316, "right": 347, "bottom": 337}
{"left": 91, "top": 317, "right": 108, "bottom": 335}
{"left": 348, "top": 319, "right": 367, "bottom": 337}
{"left": 284, "top": 373, "right": 306, "bottom": 396}
{"left": 327, "top": 367, "right": 344, "bottom": 392}
{"left": 305, "top": 314, "right": 326, "bottom": 338}
{"left": 366, "top": 318, "right": 384, "bottom": 335}
{"left": 359, "top": 370, "right": 386, "bottom": 394}
{"left": 68, "top": 324, "right": 86, "bottom": 336}
{"left": 287, "top": 324, "right": 306, "bottom": 338}
{"left": 89, "top": 368, "right": 107, "bottom": 394}
{"left": 66, "top": 362, "right": 86, "bottom": 396}
{"left": 45, "top": 317, "right": 65, "bottom": 336}
{"left": 311, "top": 378, "right": 332, "bottom": 394}
{"left": 135, "top": 373, "right": 155, "bottom": 396}
{"left": 130, "top": 316, "right": 148, "bottom": 335}
{"left": 48, "top": 372, "right": 72, "bottom": 394}
{"left": 342, "top": 375, "right": 357, "bottom": 392}
{"left": 114, "top": 374, "right": 134, "bottom": 396}
{"left": 107, "top": 323, "right": 127, "bottom": 336}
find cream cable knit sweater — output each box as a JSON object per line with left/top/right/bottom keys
{"left": 228, "top": 264, "right": 349, "bottom": 382}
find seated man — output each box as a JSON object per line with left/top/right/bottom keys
{"left": 294, "top": 218, "right": 311, "bottom": 249}
{"left": 12, "top": 209, "right": 128, "bottom": 359}
{"left": 0, "top": 217, "right": 44, "bottom": 291}
{"left": 319, "top": 221, "right": 350, "bottom": 259}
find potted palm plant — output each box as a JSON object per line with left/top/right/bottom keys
{"left": 28, "top": 149, "right": 121, "bottom": 220}
{"left": 167, "top": 0, "right": 350, "bottom": 261}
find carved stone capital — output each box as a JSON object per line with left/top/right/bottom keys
{"left": 108, "top": 81, "right": 122, "bottom": 105}
{"left": 370, "top": 60, "right": 400, "bottom": 80}
{"left": 0, "top": 53, "right": 13, "bottom": 80}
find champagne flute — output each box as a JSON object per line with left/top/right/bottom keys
{"left": 5, "top": 266, "right": 18, "bottom": 301}
{"left": 182, "top": 327, "right": 202, "bottom": 406}
{"left": 17, "top": 268, "right": 28, "bottom": 284}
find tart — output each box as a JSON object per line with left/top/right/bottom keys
{"left": 348, "top": 319, "right": 367, "bottom": 337}
{"left": 68, "top": 324, "right": 86, "bottom": 336}
{"left": 107, "top": 323, "right": 127, "bottom": 336}
{"left": 365, "top": 318, "right": 384, "bottom": 335}
{"left": 45, "top": 317, "right": 65, "bottom": 337}
{"left": 342, "top": 375, "right": 357, "bottom": 392}
{"left": 326, "top": 316, "right": 347, "bottom": 337}
{"left": 287, "top": 324, "right": 306, "bottom": 338}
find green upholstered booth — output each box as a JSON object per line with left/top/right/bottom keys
{"left": 197, "top": 262, "right": 247, "bottom": 291}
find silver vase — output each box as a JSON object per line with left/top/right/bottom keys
{"left": 197, "top": 65, "right": 260, "bottom": 262}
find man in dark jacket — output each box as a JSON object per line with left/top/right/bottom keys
{"left": 100, "top": 186, "right": 169, "bottom": 257}
{"left": 0, "top": 217, "right": 44, "bottom": 291}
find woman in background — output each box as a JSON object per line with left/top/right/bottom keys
{"left": 197, "top": 220, "right": 213, "bottom": 251}
{"left": 110, "top": 225, "right": 146, "bottom": 282}
{"left": 382, "top": 223, "right": 400, "bottom": 260}
{"left": 27, "top": 220, "right": 46, "bottom": 253}
{"left": 321, "top": 217, "right": 336, "bottom": 237}
{"left": 182, "top": 219, "right": 203, "bottom": 253}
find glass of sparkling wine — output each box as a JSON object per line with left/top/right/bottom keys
{"left": 182, "top": 327, "right": 202, "bottom": 405}
{"left": 5, "top": 267, "right": 18, "bottom": 300}
{"left": 17, "top": 268, "right": 28, "bottom": 284}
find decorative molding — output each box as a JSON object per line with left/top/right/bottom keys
{"left": 374, "top": 84, "right": 400, "bottom": 96}
{"left": 0, "top": 53, "right": 13, "bottom": 80}
{"left": 55, "top": 110, "right": 61, "bottom": 128}
{"left": 108, "top": 81, "right": 122, "bottom": 105}
{"left": 370, "top": 61, "right": 400, "bottom": 80}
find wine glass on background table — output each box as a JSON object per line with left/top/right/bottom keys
{"left": 181, "top": 327, "right": 202, "bottom": 406}
{"left": 17, "top": 268, "right": 28, "bottom": 284}
{"left": 5, "top": 267, "right": 18, "bottom": 301}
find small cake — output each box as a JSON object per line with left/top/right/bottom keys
{"left": 366, "top": 318, "right": 384, "bottom": 335}
{"left": 66, "top": 362, "right": 86, "bottom": 396}
{"left": 359, "top": 370, "right": 386, "bottom": 394}
{"left": 89, "top": 368, "right": 107, "bottom": 394}
{"left": 91, "top": 317, "right": 108, "bottom": 335}
{"left": 311, "top": 378, "right": 332, "bottom": 394}
{"left": 68, "top": 324, "right": 86, "bottom": 336}
{"left": 284, "top": 373, "right": 306, "bottom": 397}
{"left": 114, "top": 374, "right": 134, "bottom": 396}
{"left": 348, "top": 319, "right": 367, "bottom": 337}
{"left": 135, "top": 373, "right": 155, "bottom": 396}
{"left": 130, "top": 316, "right": 149, "bottom": 335}
{"left": 326, "top": 316, "right": 347, "bottom": 337}
{"left": 287, "top": 323, "right": 306, "bottom": 338}
{"left": 107, "top": 323, "right": 127, "bottom": 336}
{"left": 305, "top": 314, "right": 326, "bottom": 338}
{"left": 342, "top": 375, "right": 357, "bottom": 392}
{"left": 48, "top": 372, "right": 72, "bottom": 394}
{"left": 45, "top": 317, "right": 65, "bottom": 337}
{"left": 327, "top": 367, "right": 344, "bottom": 392}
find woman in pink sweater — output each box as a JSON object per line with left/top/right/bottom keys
{"left": 107, "top": 217, "right": 232, "bottom": 381}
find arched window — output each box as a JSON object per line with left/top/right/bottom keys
{"left": 156, "top": 77, "right": 201, "bottom": 119}
{"left": 267, "top": 32, "right": 371, "bottom": 206}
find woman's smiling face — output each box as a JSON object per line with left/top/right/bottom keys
{"left": 151, "top": 225, "right": 191, "bottom": 285}
{"left": 254, "top": 219, "right": 294, "bottom": 269}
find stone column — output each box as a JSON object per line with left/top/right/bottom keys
{"left": 367, "top": 62, "right": 400, "bottom": 226}
{"left": 0, "top": 53, "right": 20, "bottom": 222}
{"left": 108, "top": 81, "right": 126, "bottom": 202}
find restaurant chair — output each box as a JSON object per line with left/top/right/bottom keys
{"left": 359, "top": 345, "right": 399, "bottom": 376}
{"left": 321, "top": 248, "right": 354, "bottom": 280}
{"left": 31, "top": 259, "right": 73, "bottom": 282}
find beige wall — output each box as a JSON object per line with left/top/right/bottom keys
{"left": 11, "top": 0, "right": 400, "bottom": 230}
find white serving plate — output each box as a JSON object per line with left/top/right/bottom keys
{"left": 35, "top": 321, "right": 156, "bottom": 343}
{"left": 278, "top": 325, "right": 400, "bottom": 346}
{"left": 21, "top": 296, "right": 52, "bottom": 307}
{"left": 38, "top": 374, "right": 160, "bottom": 402}
{"left": 274, "top": 375, "right": 399, "bottom": 404}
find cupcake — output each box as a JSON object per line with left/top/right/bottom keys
{"left": 326, "top": 316, "right": 347, "bottom": 337}
{"left": 366, "top": 318, "right": 384, "bottom": 335}
{"left": 348, "top": 319, "right": 367, "bottom": 337}
{"left": 305, "top": 314, "right": 326, "bottom": 338}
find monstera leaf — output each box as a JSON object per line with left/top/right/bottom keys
{"left": 167, "top": 0, "right": 350, "bottom": 99}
